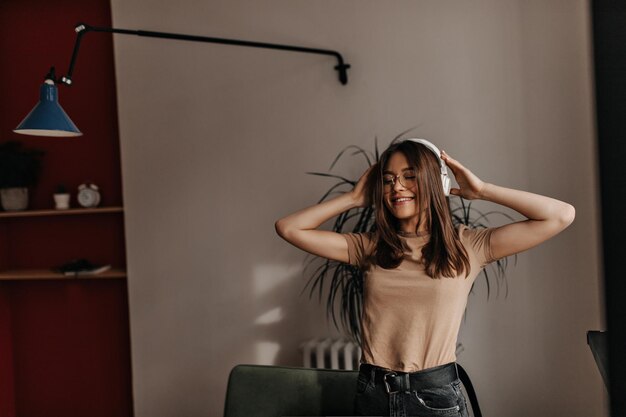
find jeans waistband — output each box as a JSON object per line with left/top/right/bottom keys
{"left": 359, "top": 362, "right": 459, "bottom": 393}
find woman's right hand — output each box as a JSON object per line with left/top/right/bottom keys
{"left": 276, "top": 164, "right": 377, "bottom": 264}
{"left": 350, "top": 165, "right": 375, "bottom": 208}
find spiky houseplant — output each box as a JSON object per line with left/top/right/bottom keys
{"left": 0, "top": 141, "right": 44, "bottom": 189}
{"left": 302, "top": 137, "right": 516, "bottom": 345}
{"left": 0, "top": 141, "right": 44, "bottom": 211}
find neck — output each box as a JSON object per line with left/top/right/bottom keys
{"left": 397, "top": 218, "right": 429, "bottom": 234}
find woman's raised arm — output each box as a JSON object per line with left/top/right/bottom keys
{"left": 441, "top": 151, "right": 575, "bottom": 261}
{"left": 275, "top": 166, "right": 374, "bottom": 264}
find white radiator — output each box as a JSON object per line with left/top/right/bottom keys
{"left": 300, "top": 338, "right": 362, "bottom": 370}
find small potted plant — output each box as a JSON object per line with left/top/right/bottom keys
{"left": 53, "top": 184, "right": 70, "bottom": 210}
{"left": 0, "top": 141, "right": 44, "bottom": 211}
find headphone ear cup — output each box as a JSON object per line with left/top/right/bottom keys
{"left": 442, "top": 174, "right": 451, "bottom": 196}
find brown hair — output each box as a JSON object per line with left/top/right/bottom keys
{"left": 363, "top": 140, "right": 471, "bottom": 278}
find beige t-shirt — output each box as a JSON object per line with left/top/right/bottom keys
{"left": 343, "top": 224, "right": 496, "bottom": 372}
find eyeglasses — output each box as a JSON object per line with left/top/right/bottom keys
{"left": 382, "top": 169, "right": 417, "bottom": 193}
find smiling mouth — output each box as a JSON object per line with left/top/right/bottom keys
{"left": 391, "top": 196, "right": 415, "bottom": 206}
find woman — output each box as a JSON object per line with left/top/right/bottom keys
{"left": 275, "top": 138, "right": 575, "bottom": 417}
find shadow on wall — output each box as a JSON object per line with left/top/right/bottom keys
{"left": 212, "top": 261, "right": 339, "bottom": 369}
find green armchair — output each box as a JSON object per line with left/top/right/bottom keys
{"left": 223, "top": 364, "right": 358, "bottom": 417}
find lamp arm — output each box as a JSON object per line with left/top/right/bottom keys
{"left": 58, "top": 22, "right": 350, "bottom": 85}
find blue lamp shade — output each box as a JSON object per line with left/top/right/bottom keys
{"left": 14, "top": 80, "right": 82, "bottom": 137}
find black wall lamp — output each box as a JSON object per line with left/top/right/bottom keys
{"left": 14, "top": 22, "right": 351, "bottom": 137}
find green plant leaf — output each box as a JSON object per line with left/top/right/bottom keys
{"left": 328, "top": 145, "right": 374, "bottom": 171}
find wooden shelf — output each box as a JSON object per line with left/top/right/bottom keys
{"left": 0, "top": 268, "right": 127, "bottom": 281}
{"left": 0, "top": 206, "right": 123, "bottom": 218}
{"left": 0, "top": 207, "right": 127, "bottom": 281}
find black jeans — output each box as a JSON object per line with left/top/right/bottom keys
{"left": 353, "top": 362, "right": 470, "bottom": 417}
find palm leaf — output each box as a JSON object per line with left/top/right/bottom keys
{"left": 327, "top": 145, "right": 374, "bottom": 171}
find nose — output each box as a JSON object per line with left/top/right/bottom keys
{"left": 393, "top": 176, "right": 406, "bottom": 192}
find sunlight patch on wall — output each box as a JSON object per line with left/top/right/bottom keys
{"left": 255, "top": 341, "right": 281, "bottom": 365}
{"left": 252, "top": 264, "right": 299, "bottom": 297}
{"left": 254, "top": 306, "right": 284, "bottom": 325}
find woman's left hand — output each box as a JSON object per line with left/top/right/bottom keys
{"left": 440, "top": 150, "right": 486, "bottom": 200}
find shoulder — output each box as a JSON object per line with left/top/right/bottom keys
{"left": 457, "top": 223, "right": 492, "bottom": 243}
{"left": 457, "top": 224, "right": 497, "bottom": 266}
{"left": 342, "top": 230, "right": 377, "bottom": 267}
{"left": 343, "top": 230, "right": 377, "bottom": 249}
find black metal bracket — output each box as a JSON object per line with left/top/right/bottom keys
{"left": 50, "top": 22, "right": 350, "bottom": 86}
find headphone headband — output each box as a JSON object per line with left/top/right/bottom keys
{"left": 404, "top": 138, "right": 451, "bottom": 196}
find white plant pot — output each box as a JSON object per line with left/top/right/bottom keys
{"left": 53, "top": 193, "right": 71, "bottom": 210}
{"left": 0, "top": 187, "right": 29, "bottom": 211}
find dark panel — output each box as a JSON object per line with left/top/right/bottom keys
{"left": 591, "top": 2, "right": 626, "bottom": 416}
{"left": 0, "top": 0, "right": 132, "bottom": 416}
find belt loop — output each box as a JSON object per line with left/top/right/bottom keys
{"left": 370, "top": 366, "right": 376, "bottom": 385}
{"left": 454, "top": 362, "right": 460, "bottom": 381}
{"left": 403, "top": 373, "right": 410, "bottom": 393}
{"left": 383, "top": 372, "right": 397, "bottom": 393}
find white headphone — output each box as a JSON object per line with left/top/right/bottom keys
{"left": 404, "top": 138, "right": 451, "bottom": 196}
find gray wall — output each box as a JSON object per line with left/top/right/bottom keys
{"left": 110, "top": 1, "right": 605, "bottom": 416}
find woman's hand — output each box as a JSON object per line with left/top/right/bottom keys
{"left": 442, "top": 150, "right": 574, "bottom": 262}
{"left": 440, "top": 150, "right": 486, "bottom": 200}
{"left": 350, "top": 165, "right": 375, "bottom": 208}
